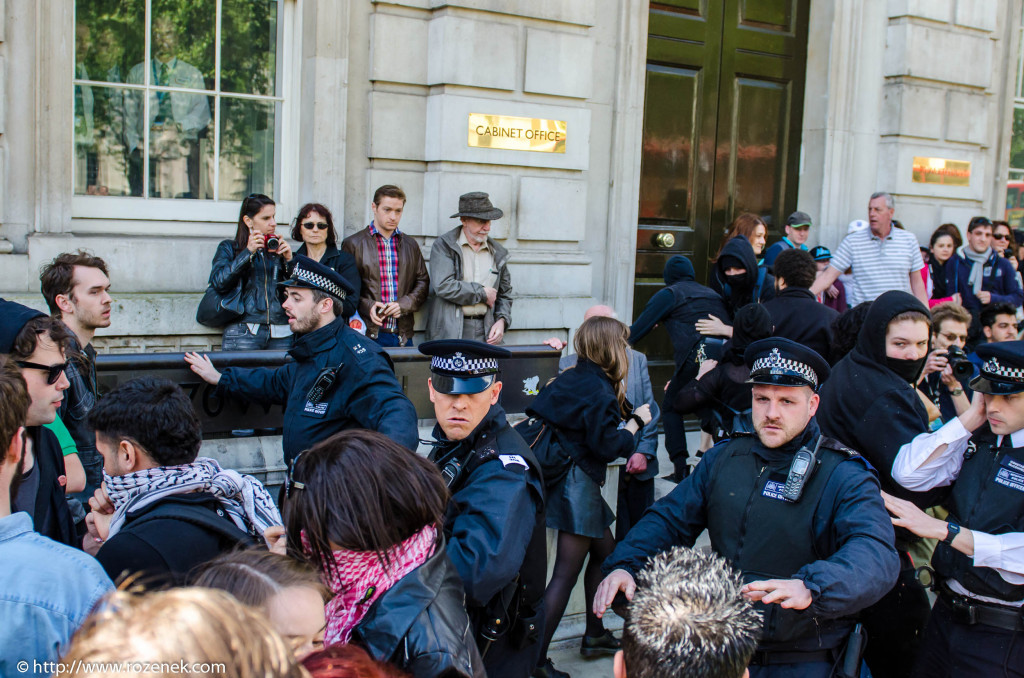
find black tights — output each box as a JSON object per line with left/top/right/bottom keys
{"left": 538, "top": 528, "right": 616, "bottom": 660}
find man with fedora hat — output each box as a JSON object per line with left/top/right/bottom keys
{"left": 185, "top": 256, "right": 419, "bottom": 462}
{"left": 419, "top": 338, "right": 546, "bottom": 677}
{"left": 888, "top": 341, "right": 1024, "bottom": 676}
{"left": 426, "top": 192, "right": 513, "bottom": 344}
{"left": 595, "top": 338, "right": 899, "bottom": 677}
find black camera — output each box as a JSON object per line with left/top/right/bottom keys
{"left": 945, "top": 346, "right": 974, "bottom": 381}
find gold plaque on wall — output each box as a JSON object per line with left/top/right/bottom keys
{"left": 468, "top": 114, "right": 567, "bottom": 153}
{"left": 912, "top": 157, "right": 971, "bottom": 186}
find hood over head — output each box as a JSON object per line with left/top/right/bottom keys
{"left": 716, "top": 237, "right": 758, "bottom": 290}
{"left": 854, "top": 291, "right": 930, "bottom": 363}
{"left": 663, "top": 255, "right": 696, "bottom": 285}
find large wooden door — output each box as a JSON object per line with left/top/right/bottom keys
{"left": 633, "top": 0, "right": 809, "bottom": 393}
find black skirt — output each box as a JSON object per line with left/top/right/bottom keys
{"left": 545, "top": 464, "right": 614, "bottom": 538}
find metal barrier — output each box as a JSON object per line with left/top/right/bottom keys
{"left": 95, "top": 345, "right": 561, "bottom": 438}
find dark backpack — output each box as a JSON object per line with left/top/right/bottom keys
{"left": 128, "top": 501, "right": 261, "bottom": 549}
{"left": 512, "top": 416, "right": 572, "bottom": 490}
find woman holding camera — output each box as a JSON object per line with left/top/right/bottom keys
{"left": 291, "top": 202, "right": 360, "bottom": 320}
{"left": 525, "top": 316, "right": 651, "bottom": 678}
{"left": 208, "top": 193, "right": 294, "bottom": 350}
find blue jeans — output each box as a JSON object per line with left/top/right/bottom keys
{"left": 373, "top": 331, "right": 410, "bottom": 347}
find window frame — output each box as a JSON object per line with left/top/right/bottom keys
{"left": 70, "top": 0, "right": 301, "bottom": 224}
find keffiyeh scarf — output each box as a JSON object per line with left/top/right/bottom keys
{"left": 104, "top": 457, "right": 282, "bottom": 538}
{"left": 313, "top": 524, "right": 437, "bottom": 646}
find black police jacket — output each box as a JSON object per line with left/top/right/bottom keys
{"left": 525, "top": 358, "right": 638, "bottom": 486}
{"left": 430, "top": 404, "right": 546, "bottom": 610}
{"left": 208, "top": 240, "right": 289, "bottom": 325}
{"left": 352, "top": 544, "right": 486, "bottom": 678}
{"left": 604, "top": 420, "right": 900, "bottom": 653}
{"left": 762, "top": 287, "right": 839, "bottom": 361}
{"left": 294, "top": 244, "right": 361, "bottom": 320}
{"left": 932, "top": 426, "right": 1024, "bottom": 602}
{"left": 217, "top": 318, "right": 419, "bottom": 462}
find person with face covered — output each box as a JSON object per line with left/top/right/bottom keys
{"left": 816, "top": 290, "right": 942, "bottom": 678}
{"left": 673, "top": 303, "right": 773, "bottom": 442}
{"left": 699, "top": 236, "right": 776, "bottom": 340}
{"left": 629, "top": 255, "right": 731, "bottom": 481}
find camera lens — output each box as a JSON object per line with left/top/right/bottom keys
{"left": 265, "top": 235, "right": 280, "bottom": 252}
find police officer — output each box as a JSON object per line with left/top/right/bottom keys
{"left": 186, "top": 255, "right": 419, "bottom": 462}
{"left": 419, "top": 339, "right": 546, "bottom": 678}
{"left": 594, "top": 338, "right": 900, "bottom": 677}
{"left": 888, "top": 341, "right": 1024, "bottom": 677}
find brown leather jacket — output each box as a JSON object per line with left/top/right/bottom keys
{"left": 341, "top": 226, "right": 430, "bottom": 341}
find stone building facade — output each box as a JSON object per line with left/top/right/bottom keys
{"left": 0, "top": 0, "right": 1020, "bottom": 353}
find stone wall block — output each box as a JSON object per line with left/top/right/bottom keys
{"left": 368, "top": 91, "right": 427, "bottom": 161}
{"left": 429, "top": 0, "right": 595, "bottom": 27}
{"left": 881, "top": 82, "right": 945, "bottom": 138}
{"left": 363, "top": 169, "right": 427, "bottom": 236}
{"left": 517, "top": 176, "right": 586, "bottom": 240}
{"left": 877, "top": 140, "right": 986, "bottom": 202}
{"left": 422, "top": 171, "right": 513, "bottom": 238}
{"left": 885, "top": 22, "right": 992, "bottom": 88}
{"left": 509, "top": 261, "right": 590, "bottom": 296}
{"left": 427, "top": 15, "right": 517, "bottom": 90}
{"left": 0, "top": 55, "right": 5, "bottom": 134}
{"left": 888, "top": 0, "right": 953, "bottom": 23}
{"left": 946, "top": 90, "right": 991, "bottom": 145}
{"left": 370, "top": 13, "right": 429, "bottom": 85}
{"left": 954, "top": 0, "right": 998, "bottom": 31}
{"left": 524, "top": 28, "right": 593, "bottom": 99}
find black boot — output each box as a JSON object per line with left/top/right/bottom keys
{"left": 580, "top": 629, "right": 621, "bottom": 658}
{"left": 533, "top": 658, "right": 570, "bottom": 678}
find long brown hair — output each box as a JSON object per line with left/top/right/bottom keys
{"left": 713, "top": 213, "right": 766, "bottom": 262}
{"left": 573, "top": 316, "right": 631, "bottom": 418}
{"left": 284, "top": 430, "right": 448, "bottom": 578}
{"left": 233, "top": 193, "right": 275, "bottom": 252}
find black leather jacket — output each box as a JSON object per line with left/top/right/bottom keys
{"left": 352, "top": 544, "right": 486, "bottom": 678}
{"left": 209, "top": 240, "right": 289, "bottom": 325}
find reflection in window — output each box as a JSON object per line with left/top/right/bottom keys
{"left": 73, "top": 0, "right": 282, "bottom": 201}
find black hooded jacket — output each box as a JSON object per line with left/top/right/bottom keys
{"left": 709, "top": 237, "right": 776, "bottom": 314}
{"left": 629, "top": 256, "right": 731, "bottom": 367}
{"left": 817, "top": 291, "right": 947, "bottom": 510}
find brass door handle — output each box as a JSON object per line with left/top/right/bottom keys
{"left": 653, "top": 232, "right": 676, "bottom": 249}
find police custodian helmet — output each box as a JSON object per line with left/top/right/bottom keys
{"left": 969, "top": 341, "right": 1024, "bottom": 395}
{"left": 744, "top": 337, "right": 831, "bottom": 391}
{"left": 419, "top": 339, "right": 511, "bottom": 395}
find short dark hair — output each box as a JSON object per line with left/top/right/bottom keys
{"left": 967, "top": 216, "right": 993, "bottom": 233}
{"left": 40, "top": 251, "right": 110, "bottom": 315}
{"left": 89, "top": 376, "right": 202, "bottom": 466}
{"left": 0, "top": 356, "right": 30, "bottom": 453}
{"left": 9, "top": 316, "right": 73, "bottom": 362}
{"left": 930, "top": 223, "right": 962, "bottom": 249}
{"left": 981, "top": 302, "right": 1018, "bottom": 329}
{"left": 285, "top": 429, "right": 447, "bottom": 579}
{"left": 290, "top": 203, "right": 338, "bottom": 248}
{"left": 930, "top": 302, "right": 971, "bottom": 334}
{"left": 311, "top": 289, "right": 340, "bottom": 318}
{"left": 622, "top": 546, "right": 761, "bottom": 678}
{"left": 371, "top": 185, "right": 406, "bottom": 206}
{"left": 829, "top": 302, "right": 872, "bottom": 364}
{"left": 772, "top": 248, "right": 816, "bottom": 289}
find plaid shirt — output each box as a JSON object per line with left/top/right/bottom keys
{"left": 369, "top": 222, "right": 400, "bottom": 331}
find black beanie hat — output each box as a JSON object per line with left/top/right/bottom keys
{"left": 0, "top": 298, "right": 46, "bottom": 354}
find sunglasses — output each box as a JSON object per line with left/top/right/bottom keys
{"left": 301, "top": 221, "right": 329, "bottom": 231}
{"left": 940, "top": 332, "right": 968, "bottom": 344}
{"left": 993, "top": 233, "right": 1010, "bottom": 241}
{"left": 284, "top": 450, "right": 307, "bottom": 499}
{"left": 16, "top": 360, "right": 69, "bottom": 385}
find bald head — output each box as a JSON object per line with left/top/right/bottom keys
{"left": 584, "top": 305, "right": 618, "bottom": 321}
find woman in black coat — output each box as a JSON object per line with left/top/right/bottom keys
{"left": 525, "top": 316, "right": 651, "bottom": 678}
{"left": 208, "top": 194, "right": 294, "bottom": 350}
{"left": 290, "top": 203, "right": 360, "bottom": 320}
{"left": 284, "top": 429, "right": 484, "bottom": 678}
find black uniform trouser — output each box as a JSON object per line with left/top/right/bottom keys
{"left": 477, "top": 605, "right": 544, "bottom": 678}
{"left": 615, "top": 474, "right": 654, "bottom": 541}
{"left": 911, "top": 596, "right": 1024, "bottom": 678}
{"left": 860, "top": 552, "right": 932, "bottom": 678}
{"left": 661, "top": 358, "right": 699, "bottom": 478}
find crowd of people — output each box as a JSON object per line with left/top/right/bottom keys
{"left": 2, "top": 189, "right": 1024, "bottom": 678}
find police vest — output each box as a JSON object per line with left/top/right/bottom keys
{"left": 706, "top": 435, "right": 857, "bottom": 651}
{"left": 932, "top": 432, "right": 1024, "bottom": 602}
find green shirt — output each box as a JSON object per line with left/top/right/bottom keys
{"left": 43, "top": 416, "right": 78, "bottom": 457}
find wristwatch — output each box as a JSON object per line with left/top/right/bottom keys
{"left": 942, "top": 522, "right": 961, "bottom": 546}
{"left": 949, "top": 387, "right": 964, "bottom": 396}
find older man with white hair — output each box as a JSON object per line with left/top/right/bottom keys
{"left": 544, "top": 304, "right": 660, "bottom": 537}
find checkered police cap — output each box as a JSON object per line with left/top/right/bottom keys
{"left": 291, "top": 264, "right": 346, "bottom": 299}
{"left": 750, "top": 347, "right": 819, "bottom": 388}
{"left": 982, "top": 357, "right": 1024, "bottom": 383}
{"left": 430, "top": 352, "right": 499, "bottom": 376}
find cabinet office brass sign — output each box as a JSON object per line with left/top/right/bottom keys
{"left": 912, "top": 157, "right": 971, "bottom": 186}
{"left": 468, "top": 113, "right": 567, "bottom": 153}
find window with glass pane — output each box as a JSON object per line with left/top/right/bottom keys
{"left": 73, "top": 0, "right": 282, "bottom": 201}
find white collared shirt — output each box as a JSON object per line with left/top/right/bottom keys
{"left": 893, "top": 419, "right": 1024, "bottom": 606}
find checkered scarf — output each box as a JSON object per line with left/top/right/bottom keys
{"left": 104, "top": 457, "right": 282, "bottom": 539}
{"left": 369, "top": 222, "right": 400, "bottom": 331}
{"left": 312, "top": 524, "right": 437, "bottom": 646}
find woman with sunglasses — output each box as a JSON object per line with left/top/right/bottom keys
{"left": 208, "top": 194, "right": 294, "bottom": 351}
{"left": 291, "top": 203, "right": 360, "bottom": 320}
{"left": 283, "top": 430, "right": 484, "bottom": 678}
{"left": 992, "top": 220, "right": 1020, "bottom": 272}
